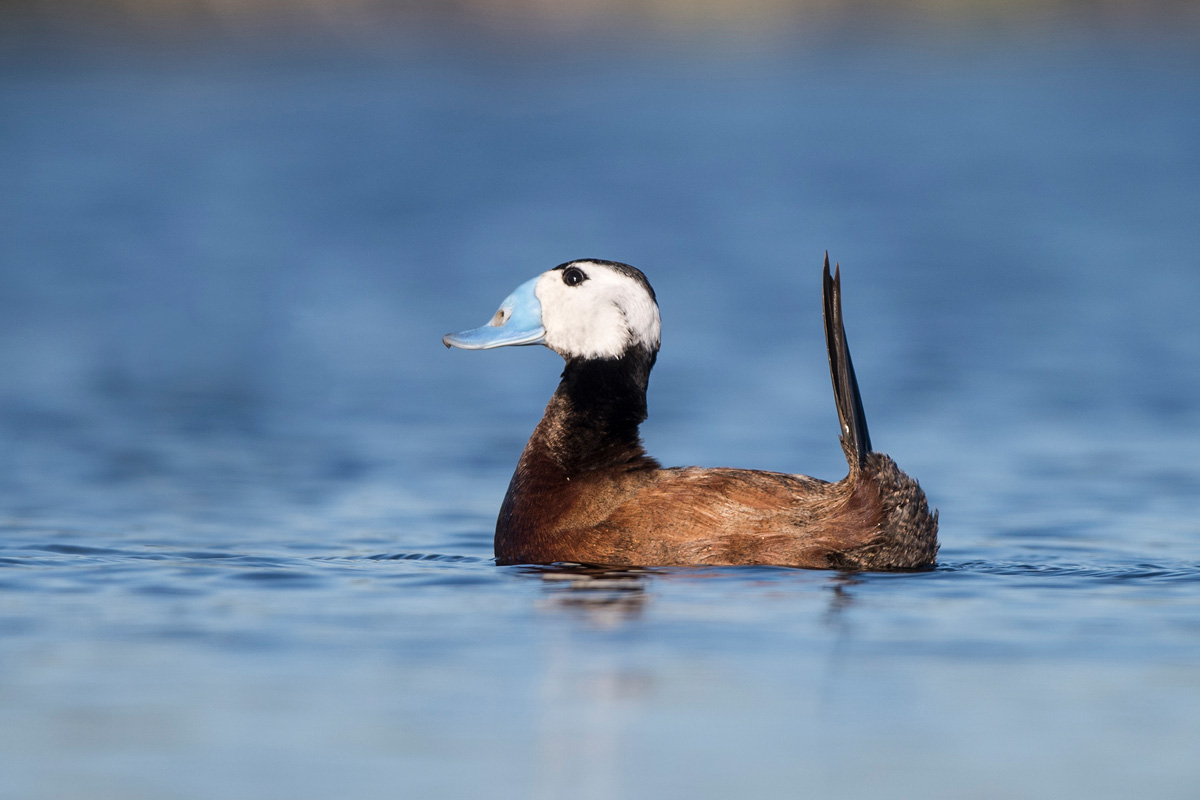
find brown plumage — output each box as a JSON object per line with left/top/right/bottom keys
{"left": 446, "top": 255, "right": 938, "bottom": 570}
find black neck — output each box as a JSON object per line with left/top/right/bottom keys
{"left": 529, "top": 345, "right": 660, "bottom": 476}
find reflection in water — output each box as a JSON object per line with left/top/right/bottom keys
{"left": 528, "top": 565, "right": 654, "bottom": 627}
{"left": 525, "top": 565, "right": 870, "bottom": 799}
{"left": 823, "top": 572, "right": 861, "bottom": 625}
{"left": 527, "top": 563, "right": 868, "bottom": 629}
{"left": 818, "top": 572, "right": 860, "bottom": 714}
{"left": 525, "top": 566, "right": 656, "bottom": 800}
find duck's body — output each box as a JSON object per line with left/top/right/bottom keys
{"left": 445, "top": 257, "right": 938, "bottom": 570}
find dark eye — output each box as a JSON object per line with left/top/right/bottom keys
{"left": 562, "top": 266, "right": 586, "bottom": 287}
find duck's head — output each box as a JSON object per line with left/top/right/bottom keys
{"left": 443, "top": 259, "right": 661, "bottom": 360}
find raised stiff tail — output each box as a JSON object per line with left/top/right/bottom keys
{"left": 822, "top": 254, "right": 872, "bottom": 472}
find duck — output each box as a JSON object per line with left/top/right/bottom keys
{"left": 443, "top": 255, "right": 938, "bottom": 570}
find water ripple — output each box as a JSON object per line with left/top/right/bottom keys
{"left": 228, "top": 569, "right": 323, "bottom": 586}
{"left": 361, "top": 552, "right": 490, "bottom": 563}
{"left": 940, "top": 560, "right": 1200, "bottom": 583}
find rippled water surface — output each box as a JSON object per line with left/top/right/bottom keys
{"left": 2, "top": 29, "right": 1199, "bottom": 799}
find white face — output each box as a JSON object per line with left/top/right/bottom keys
{"left": 534, "top": 260, "right": 661, "bottom": 360}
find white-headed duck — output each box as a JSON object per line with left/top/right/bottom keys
{"left": 443, "top": 255, "right": 938, "bottom": 570}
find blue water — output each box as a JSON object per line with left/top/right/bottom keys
{"left": 2, "top": 29, "right": 1200, "bottom": 799}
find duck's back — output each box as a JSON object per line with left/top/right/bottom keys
{"left": 496, "top": 456, "right": 936, "bottom": 570}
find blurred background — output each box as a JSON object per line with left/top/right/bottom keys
{"left": 2, "top": 2, "right": 1199, "bottom": 799}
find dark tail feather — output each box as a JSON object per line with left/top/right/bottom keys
{"left": 822, "top": 253, "right": 872, "bottom": 472}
